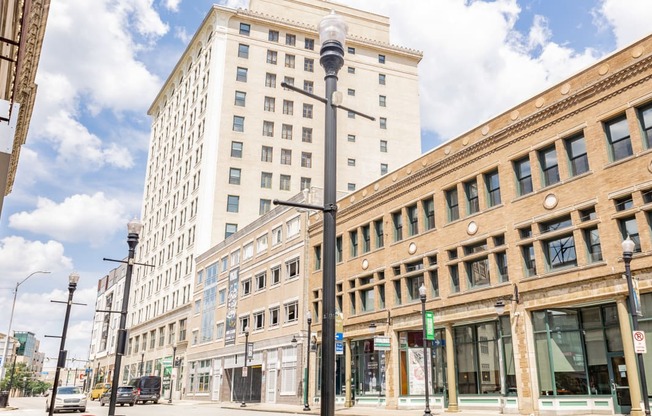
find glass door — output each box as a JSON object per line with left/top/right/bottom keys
{"left": 607, "top": 353, "right": 631, "bottom": 414}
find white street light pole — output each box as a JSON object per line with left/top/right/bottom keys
{"left": 1, "top": 271, "right": 50, "bottom": 380}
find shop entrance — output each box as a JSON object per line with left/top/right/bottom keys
{"left": 607, "top": 353, "right": 631, "bottom": 414}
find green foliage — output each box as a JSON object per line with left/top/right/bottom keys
{"left": 0, "top": 362, "right": 51, "bottom": 396}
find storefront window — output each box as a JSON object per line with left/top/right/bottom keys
{"left": 398, "top": 330, "right": 446, "bottom": 396}
{"left": 639, "top": 294, "right": 652, "bottom": 397}
{"left": 455, "top": 322, "right": 500, "bottom": 394}
{"left": 351, "top": 338, "right": 384, "bottom": 396}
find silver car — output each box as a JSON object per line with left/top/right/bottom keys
{"left": 45, "top": 386, "right": 87, "bottom": 413}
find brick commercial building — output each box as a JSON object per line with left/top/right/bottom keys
{"left": 307, "top": 34, "right": 652, "bottom": 415}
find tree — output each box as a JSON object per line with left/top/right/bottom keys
{"left": 0, "top": 362, "right": 51, "bottom": 396}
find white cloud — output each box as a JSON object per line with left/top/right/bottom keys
{"left": 174, "top": 26, "right": 192, "bottom": 43}
{"left": 8, "top": 193, "right": 127, "bottom": 247}
{"left": 165, "top": 0, "right": 182, "bottom": 12}
{"left": 341, "top": 0, "right": 602, "bottom": 140}
{"left": 597, "top": 0, "right": 652, "bottom": 48}
{"left": 0, "top": 237, "right": 73, "bottom": 284}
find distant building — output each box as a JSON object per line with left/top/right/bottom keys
{"left": 0, "top": 0, "right": 51, "bottom": 216}
{"left": 14, "top": 331, "right": 44, "bottom": 373}
{"left": 120, "top": 0, "right": 422, "bottom": 401}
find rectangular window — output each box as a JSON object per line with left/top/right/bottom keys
{"left": 314, "top": 245, "right": 322, "bottom": 270}
{"left": 495, "top": 252, "right": 508, "bottom": 282}
{"left": 225, "top": 223, "right": 237, "bottom": 239}
{"left": 271, "top": 266, "right": 281, "bottom": 284}
{"left": 236, "top": 67, "right": 247, "bottom": 82}
{"left": 255, "top": 272, "right": 266, "bottom": 291}
{"left": 348, "top": 66, "right": 355, "bottom": 74}
{"left": 379, "top": 74, "right": 386, "bottom": 85}
{"left": 239, "top": 316, "right": 249, "bottom": 332}
{"left": 394, "top": 280, "right": 402, "bottom": 306}
{"left": 349, "top": 230, "right": 359, "bottom": 258}
{"left": 379, "top": 95, "right": 386, "bottom": 107}
{"left": 259, "top": 199, "right": 271, "bottom": 215}
{"left": 301, "top": 152, "right": 312, "bottom": 168}
{"left": 304, "top": 58, "right": 314, "bottom": 72}
{"left": 300, "top": 177, "right": 311, "bottom": 190}
{"left": 234, "top": 91, "right": 246, "bottom": 106}
{"left": 565, "top": 134, "right": 589, "bottom": 176}
{"left": 284, "top": 76, "right": 294, "bottom": 86}
{"left": 378, "top": 54, "right": 385, "bottom": 64}
{"left": 284, "top": 53, "right": 295, "bottom": 68}
{"left": 639, "top": 104, "right": 652, "bottom": 148}
{"left": 281, "top": 149, "right": 292, "bottom": 165}
{"left": 238, "top": 43, "right": 249, "bottom": 58}
{"left": 347, "top": 158, "right": 356, "bottom": 167}
{"left": 336, "top": 236, "right": 343, "bottom": 262}
{"left": 263, "top": 121, "right": 274, "bottom": 137}
{"left": 284, "top": 301, "right": 298, "bottom": 322}
{"left": 304, "top": 38, "right": 314, "bottom": 50}
{"left": 239, "top": 23, "right": 250, "bottom": 36}
{"left": 619, "top": 216, "right": 641, "bottom": 252}
{"left": 261, "top": 146, "right": 273, "bottom": 162}
{"left": 264, "top": 96, "right": 275, "bottom": 112}
{"left": 282, "top": 124, "right": 293, "bottom": 140}
{"left": 423, "top": 198, "right": 435, "bottom": 230}
{"left": 544, "top": 234, "right": 577, "bottom": 270}
{"left": 268, "top": 30, "right": 279, "bottom": 42}
{"left": 283, "top": 100, "right": 293, "bottom": 115}
{"left": 302, "top": 127, "right": 313, "bottom": 143}
{"left": 227, "top": 195, "right": 239, "bottom": 213}
{"left": 280, "top": 174, "right": 291, "bottom": 191}
{"left": 484, "top": 170, "right": 501, "bottom": 207}
{"left": 465, "top": 179, "right": 479, "bottom": 215}
{"left": 380, "top": 117, "right": 387, "bottom": 129}
{"left": 348, "top": 134, "right": 356, "bottom": 142}
{"left": 380, "top": 140, "right": 387, "bottom": 152}
{"left": 261, "top": 172, "right": 272, "bottom": 188}
{"left": 615, "top": 195, "right": 634, "bottom": 211}
{"left": 380, "top": 163, "right": 388, "bottom": 175}
{"left": 392, "top": 211, "right": 403, "bottom": 242}
{"left": 605, "top": 115, "right": 633, "bottom": 161}
{"left": 303, "top": 103, "right": 313, "bottom": 118}
{"left": 269, "top": 307, "right": 279, "bottom": 327}
{"left": 514, "top": 156, "right": 533, "bottom": 196}
{"left": 265, "top": 73, "right": 276, "bottom": 88}
{"left": 374, "top": 219, "right": 384, "bottom": 248}
{"left": 446, "top": 187, "right": 459, "bottom": 222}
{"left": 584, "top": 227, "right": 603, "bottom": 262}
{"left": 407, "top": 204, "right": 418, "bottom": 236}
{"left": 233, "top": 116, "right": 244, "bottom": 132}
{"left": 241, "top": 278, "right": 251, "bottom": 296}
{"left": 348, "top": 183, "right": 356, "bottom": 191}
{"left": 522, "top": 244, "right": 536, "bottom": 276}
{"left": 303, "top": 80, "right": 313, "bottom": 93}
{"left": 540, "top": 215, "right": 572, "bottom": 233}
{"left": 253, "top": 311, "right": 264, "bottom": 330}
{"left": 256, "top": 234, "right": 268, "bottom": 253}
{"left": 450, "top": 265, "right": 460, "bottom": 293}
{"left": 347, "top": 46, "right": 355, "bottom": 54}
{"left": 539, "top": 145, "right": 560, "bottom": 186}
{"left": 228, "top": 168, "right": 241, "bottom": 185}
{"left": 231, "top": 142, "right": 243, "bottom": 158}
{"left": 350, "top": 225, "right": 366, "bottom": 256}
{"left": 348, "top": 88, "right": 355, "bottom": 96}
{"left": 466, "top": 257, "right": 490, "bottom": 288}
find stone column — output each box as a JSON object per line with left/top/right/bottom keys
{"left": 617, "top": 297, "right": 644, "bottom": 416}
{"left": 445, "top": 323, "right": 459, "bottom": 412}
{"left": 345, "top": 339, "right": 352, "bottom": 407}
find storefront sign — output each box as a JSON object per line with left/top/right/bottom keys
{"left": 634, "top": 330, "right": 647, "bottom": 353}
{"left": 224, "top": 268, "right": 240, "bottom": 346}
{"left": 374, "top": 336, "right": 391, "bottom": 351}
{"left": 425, "top": 311, "right": 435, "bottom": 340}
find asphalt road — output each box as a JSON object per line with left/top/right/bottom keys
{"left": 1, "top": 397, "right": 294, "bottom": 416}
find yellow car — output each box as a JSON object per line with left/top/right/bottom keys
{"left": 90, "top": 383, "right": 111, "bottom": 400}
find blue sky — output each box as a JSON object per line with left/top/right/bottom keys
{"left": 0, "top": 0, "right": 651, "bottom": 368}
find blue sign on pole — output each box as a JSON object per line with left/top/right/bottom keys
{"left": 335, "top": 332, "right": 343, "bottom": 341}
{"left": 335, "top": 341, "right": 344, "bottom": 355}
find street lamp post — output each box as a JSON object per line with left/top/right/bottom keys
{"left": 168, "top": 344, "right": 177, "bottom": 403}
{"left": 5, "top": 343, "right": 19, "bottom": 403}
{"left": 318, "top": 13, "right": 347, "bottom": 416}
{"left": 1, "top": 271, "right": 50, "bottom": 380}
{"left": 419, "top": 284, "right": 432, "bottom": 416}
{"left": 241, "top": 328, "right": 249, "bottom": 408}
{"left": 48, "top": 272, "right": 80, "bottom": 416}
{"left": 304, "top": 311, "right": 312, "bottom": 411}
{"left": 108, "top": 219, "right": 143, "bottom": 416}
{"left": 622, "top": 236, "right": 651, "bottom": 416}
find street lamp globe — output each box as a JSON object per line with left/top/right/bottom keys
{"left": 127, "top": 218, "right": 143, "bottom": 236}
{"left": 318, "top": 11, "right": 347, "bottom": 46}
{"left": 418, "top": 283, "right": 427, "bottom": 301}
{"left": 622, "top": 235, "right": 636, "bottom": 255}
{"left": 494, "top": 300, "right": 506, "bottom": 315}
{"left": 68, "top": 272, "right": 80, "bottom": 285}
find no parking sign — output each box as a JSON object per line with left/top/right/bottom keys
{"left": 633, "top": 330, "right": 647, "bottom": 353}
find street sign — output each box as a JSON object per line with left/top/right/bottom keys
{"left": 335, "top": 341, "right": 344, "bottom": 355}
{"left": 374, "top": 336, "right": 391, "bottom": 351}
{"left": 335, "top": 313, "right": 343, "bottom": 341}
{"left": 335, "top": 332, "right": 343, "bottom": 341}
{"left": 242, "top": 366, "right": 248, "bottom": 377}
{"left": 425, "top": 311, "right": 435, "bottom": 340}
{"left": 633, "top": 330, "right": 647, "bottom": 353}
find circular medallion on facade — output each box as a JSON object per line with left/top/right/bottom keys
{"left": 408, "top": 243, "right": 417, "bottom": 255}
{"left": 374, "top": 183, "right": 380, "bottom": 191}
{"left": 598, "top": 64, "right": 610, "bottom": 76}
{"left": 560, "top": 83, "right": 571, "bottom": 95}
{"left": 543, "top": 193, "right": 558, "bottom": 210}
{"left": 391, "top": 174, "right": 398, "bottom": 182}
{"left": 633, "top": 46, "right": 644, "bottom": 58}
{"left": 535, "top": 97, "right": 545, "bottom": 108}
{"left": 467, "top": 221, "right": 478, "bottom": 235}
{"left": 362, "top": 189, "right": 368, "bottom": 197}
{"left": 406, "top": 167, "right": 412, "bottom": 175}
{"left": 422, "top": 159, "right": 427, "bottom": 167}
{"left": 362, "top": 259, "right": 369, "bottom": 270}
{"left": 462, "top": 137, "right": 469, "bottom": 146}
{"left": 350, "top": 195, "right": 355, "bottom": 203}
{"left": 444, "top": 145, "right": 452, "bottom": 155}
{"left": 510, "top": 110, "right": 519, "bottom": 121}
{"left": 481, "top": 125, "right": 490, "bottom": 136}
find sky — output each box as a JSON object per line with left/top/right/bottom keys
{"left": 0, "top": 0, "right": 651, "bottom": 371}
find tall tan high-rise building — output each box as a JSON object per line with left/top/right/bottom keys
{"left": 121, "top": 0, "right": 422, "bottom": 400}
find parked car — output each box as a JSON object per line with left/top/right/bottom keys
{"left": 45, "top": 386, "right": 87, "bottom": 413}
{"left": 129, "top": 376, "right": 161, "bottom": 404}
{"left": 89, "top": 382, "right": 111, "bottom": 400}
{"left": 99, "top": 386, "right": 138, "bottom": 407}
